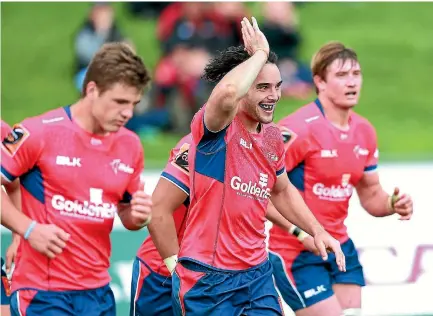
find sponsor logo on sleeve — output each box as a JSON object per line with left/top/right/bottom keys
{"left": 280, "top": 126, "right": 297, "bottom": 148}
{"left": 1, "top": 124, "right": 30, "bottom": 156}
{"left": 172, "top": 143, "right": 190, "bottom": 174}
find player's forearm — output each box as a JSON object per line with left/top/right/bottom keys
{"left": 1, "top": 190, "right": 33, "bottom": 236}
{"left": 360, "top": 188, "right": 393, "bottom": 217}
{"left": 271, "top": 184, "right": 324, "bottom": 237}
{"left": 218, "top": 51, "right": 268, "bottom": 104}
{"left": 117, "top": 205, "right": 147, "bottom": 231}
{"left": 266, "top": 203, "right": 292, "bottom": 231}
{"left": 147, "top": 212, "right": 179, "bottom": 259}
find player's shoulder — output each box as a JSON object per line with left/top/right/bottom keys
{"left": 21, "top": 106, "right": 70, "bottom": 131}
{"left": 262, "top": 121, "right": 282, "bottom": 135}
{"left": 7, "top": 107, "right": 70, "bottom": 140}
{"left": 351, "top": 112, "right": 377, "bottom": 135}
{"left": 174, "top": 133, "right": 193, "bottom": 150}
{"left": 278, "top": 101, "right": 321, "bottom": 138}
{"left": 114, "top": 126, "right": 143, "bottom": 147}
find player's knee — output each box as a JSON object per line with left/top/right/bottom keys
{"left": 343, "top": 308, "right": 362, "bottom": 316}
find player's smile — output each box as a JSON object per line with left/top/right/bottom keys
{"left": 259, "top": 103, "right": 276, "bottom": 113}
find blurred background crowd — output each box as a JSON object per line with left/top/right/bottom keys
{"left": 74, "top": 2, "right": 314, "bottom": 136}
{"left": 3, "top": 2, "right": 432, "bottom": 166}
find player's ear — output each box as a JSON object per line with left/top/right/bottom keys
{"left": 85, "top": 81, "right": 99, "bottom": 100}
{"left": 313, "top": 75, "right": 326, "bottom": 93}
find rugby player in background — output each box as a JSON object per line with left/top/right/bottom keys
{"left": 268, "top": 41, "right": 413, "bottom": 316}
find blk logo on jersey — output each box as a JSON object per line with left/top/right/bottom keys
{"left": 1, "top": 124, "right": 30, "bottom": 157}
{"left": 240, "top": 138, "right": 252, "bottom": 149}
{"left": 321, "top": 149, "right": 338, "bottom": 158}
{"left": 56, "top": 155, "right": 82, "bottom": 167}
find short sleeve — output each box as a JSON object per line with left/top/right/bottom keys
{"left": 161, "top": 142, "right": 190, "bottom": 196}
{"left": 1, "top": 122, "right": 44, "bottom": 182}
{"left": 364, "top": 127, "right": 379, "bottom": 173}
{"left": 275, "top": 137, "right": 286, "bottom": 177}
{"left": 121, "top": 143, "right": 144, "bottom": 203}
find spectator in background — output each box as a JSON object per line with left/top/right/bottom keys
{"left": 73, "top": 3, "right": 127, "bottom": 92}
{"left": 262, "top": 2, "right": 314, "bottom": 99}
{"left": 144, "top": 2, "right": 246, "bottom": 134}
{"left": 127, "top": 2, "right": 171, "bottom": 19}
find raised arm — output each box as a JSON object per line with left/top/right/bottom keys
{"left": 204, "top": 17, "right": 269, "bottom": 132}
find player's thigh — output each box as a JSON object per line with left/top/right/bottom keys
{"left": 10, "top": 289, "right": 74, "bottom": 316}
{"left": 330, "top": 239, "right": 364, "bottom": 309}
{"left": 269, "top": 250, "right": 337, "bottom": 313}
{"left": 247, "top": 260, "right": 284, "bottom": 316}
{"left": 172, "top": 261, "right": 244, "bottom": 316}
{"left": 332, "top": 284, "right": 362, "bottom": 310}
{"left": 295, "top": 295, "right": 343, "bottom": 316}
{"left": 130, "top": 258, "right": 173, "bottom": 316}
{"left": 76, "top": 284, "right": 116, "bottom": 316}
{"left": 1, "top": 305, "right": 11, "bottom": 316}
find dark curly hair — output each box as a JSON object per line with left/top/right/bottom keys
{"left": 202, "top": 46, "right": 278, "bottom": 83}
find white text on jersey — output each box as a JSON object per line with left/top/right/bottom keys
{"left": 56, "top": 155, "right": 82, "bottom": 167}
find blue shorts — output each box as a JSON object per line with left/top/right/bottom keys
{"left": 172, "top": 259, "right": 284, "bottom": 316}
{"left": 130, "top": 257, "right": 173, "bottom": 316}
{"left": 269, "top": 238, "right": 365, "bottom": 312}
{"left": 10, "top": 284, "right": 115, "bottom": 316}
{"left": 1, "top": 258, "right": 10, "bottom": 305}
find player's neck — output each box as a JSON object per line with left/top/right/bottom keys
{"left": 318, "top": 96, "right": 351, "bottom": 130}
{"left": 237, "top": 111, "right": 261, "bottom": 133}
{"left": 70, "top": 100, "right": 108, "bottom": 136}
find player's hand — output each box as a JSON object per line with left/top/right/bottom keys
{"left": 300, "top": 236, "right": 321, "bottom": 256}
{"left": 390, "top": 187, "right": 413, "bottom": 220}
{"left": 313, "top": 229, "right": 346, "bottom": 272}
{"left": 241, "top": 17, "right": 270, "bottom": 57}
{"left": 5, "top": 234, "right": 20, "bottom": 274}
{"left": 27, "top": 224, "right": 70, "bottom": 259}
{"left": 130, "top": 182, "right": 152, "bottom": 227}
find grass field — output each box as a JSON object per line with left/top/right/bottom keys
{"left": 2, "top": 2, "right": 433, "bottom": 168}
